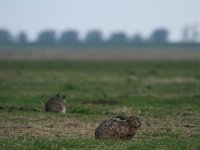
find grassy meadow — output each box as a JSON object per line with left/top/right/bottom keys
{"left": 0, "top": 60, "right": 200, "bottom": 149}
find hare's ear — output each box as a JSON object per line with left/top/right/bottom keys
{"left": 115, "top": 116, "right": 125, "bottom": 121}
{"left": 63, "top": 96, "right": 66, "bottom": 99}
{"left": 127, "top": 117, "right": 134, "bottom": 123}
{"left": 116, "top": 116, "right": 123, "bottom": 119}
{"left": 131, "top": 116, "right": 139, "bottom": 120}
{"left": 56, "top": 93, "right": 60, "bottom": 97}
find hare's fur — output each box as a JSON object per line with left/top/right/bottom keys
{"left": 45, "top": 93, "right": 68, "bottom": 113}
{"left": 95, "top": 116, "right": 141, "bottom": 140}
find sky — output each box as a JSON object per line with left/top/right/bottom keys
{"left": 0, "top": 0, "right": 200, "bottom": 41}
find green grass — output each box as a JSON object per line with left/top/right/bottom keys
{"left": 1, "top": 136, "right": 200, "bottom": 150}
{"left": 0, "top": 60, "right": 200, "bottom": 149}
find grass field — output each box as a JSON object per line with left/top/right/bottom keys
{"left": 0, "top": 60, "right": 200, "bottom": 150}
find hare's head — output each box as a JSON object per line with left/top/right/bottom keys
{"left": 56, "top": 93, "right": 66, "bottom": 101}
{"left": 56, "top": 93, "right": 60, "bottom": 97}
{"left": 127, "top": 116, "right": 141, "bottom": 129}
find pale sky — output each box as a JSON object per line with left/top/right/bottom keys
{"left": 0, "top": 0, "right": 200, "bottom": 41}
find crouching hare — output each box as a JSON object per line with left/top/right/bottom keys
{"left": 95, "top": 116, "right": 141, "bottom": 141}
{"left": 45, "top": 93, "right": 68, "bottom": 113}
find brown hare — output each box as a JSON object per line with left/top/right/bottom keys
{"left": 95, "top": 116, "right": 141, "bottom": 140}
{"left": 45, "top": 93, "right": 68, "bottom": 113}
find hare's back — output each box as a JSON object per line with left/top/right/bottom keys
{"left": 45, "top": 98, "right": 62, "bottom": 111}
{"left": 95, "top": 120, "right": 119, "bottom": 138}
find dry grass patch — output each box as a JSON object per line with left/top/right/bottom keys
{"left": 143, "top": 77, "right": 200, "bottom": 84}
{"left": 138, "top": 116, "right": 200, "bottom": 140}
{"left": 0, "top": 116, "right": 98, "bottom": 139}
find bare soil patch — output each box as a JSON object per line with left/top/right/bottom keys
{"left": 83, "top": 99, "right": 120, "bottom": 105}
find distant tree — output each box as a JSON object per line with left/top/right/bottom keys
{"left": 60, "top": 30, "right": 79, "bottom": 44}
{"left": 36, "top": 30, "right": 56, "bottom": 44}
{"left": 182, "top": 24, "right": 199, "bottom": 43}
{"left": 131, "top": 33, "right": 144, "bottom": 43}
{"left": 182, "top": 26, "right": 190, "bottom": 43}
{"left": 109, "top": 32, "right": 128, "bottom": 43}
{"left": 85, "top": 30, "right": 103, "bottom": 43}
{"left": 191, "top": 24, "right": 199, "bottom": 43}
{"left": 149, "top": 28, "right": 169, "bottom": 43}
{"left": 17, "top": 32, "right": 28, "bottom": 44}
{"left": 0, "top": 29, "right": 13, "bottom": 44}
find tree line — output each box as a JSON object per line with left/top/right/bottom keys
{"left": 1, "top": 26, "right": 199, "bottom": 46}
{"left": 0, "top": 28, "right": 171, "bottom": 45}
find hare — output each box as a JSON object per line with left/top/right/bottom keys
{"left": 45, "top": 93, "right": 68, "bottom": 113}
{"left": 95, "top": 116, "right": 141, "bottom": 140}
